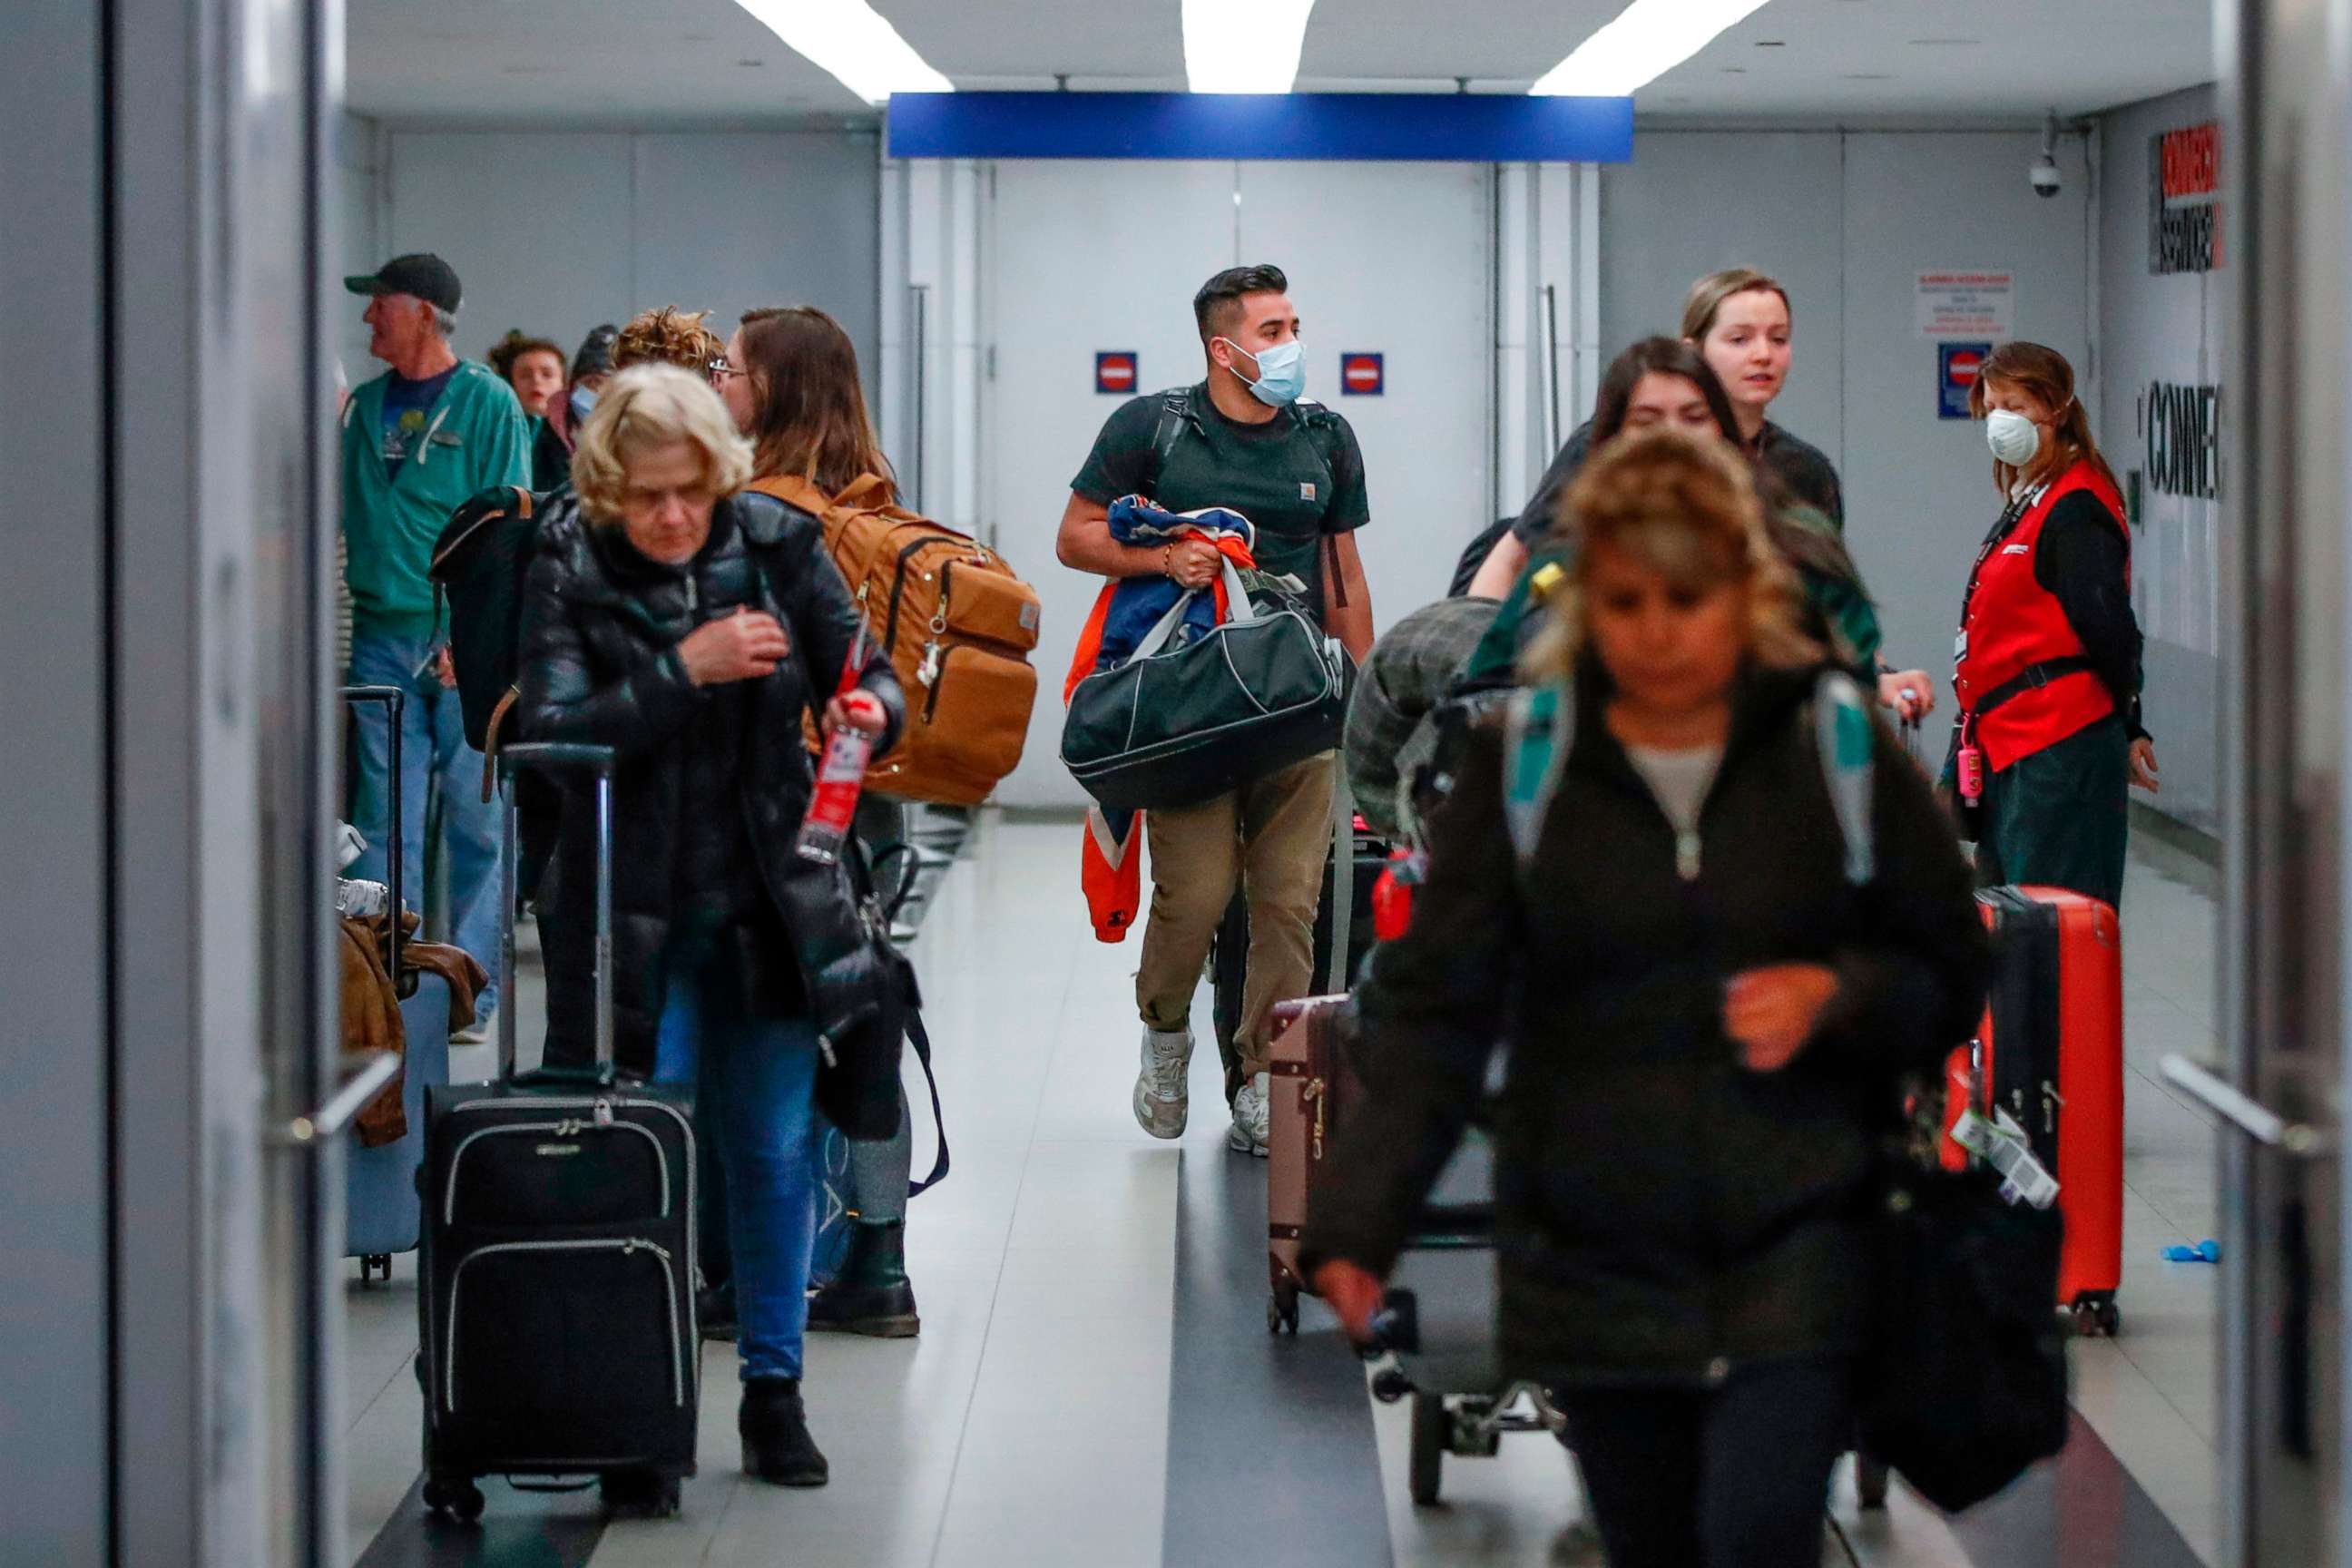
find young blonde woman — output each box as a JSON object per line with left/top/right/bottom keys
{"left": 1304, "top": 428, "right": 1985, "bottom": 1568}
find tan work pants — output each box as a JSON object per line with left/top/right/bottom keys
{"left": 1134, "top": 752, "right": 1336, "bottom": 1077}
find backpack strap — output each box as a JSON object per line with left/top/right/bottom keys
{"left": 1809, "top": 669, "right": 1877, "bottom": 887}
{"left": 1501, "top": 679, "right": 1573, "bottom": 866}
{"left": 834, "top": 473, "right": 892, "bottom": 509}
{"left": 1147, "top": 387, "right": 1199, "bottom": 492}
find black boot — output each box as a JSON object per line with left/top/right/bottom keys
{"left": 698, "top": 1279, "right": 738, "bottom": 1343}
{"left": 740, "top": 1377, "right": 828, "bottom": 1487}
{"left": 807, "top": 1220, "right": 921, "bottom": 1338}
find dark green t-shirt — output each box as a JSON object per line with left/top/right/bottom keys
{"left": 1071, "top": 383, "right": 1371, "bottom": 626}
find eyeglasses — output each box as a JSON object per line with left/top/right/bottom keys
{"left": 708, "top": 358, "right": 744, "bottom": 382}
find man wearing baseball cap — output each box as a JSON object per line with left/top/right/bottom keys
{"left": 338, "top": 252, "right": 530, "bottom": 1041}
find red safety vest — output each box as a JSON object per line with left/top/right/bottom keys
{"left": 1954, "top": 459, "right": 2130, "bottom": 772}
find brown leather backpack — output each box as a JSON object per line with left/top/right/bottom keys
{"left": 748, "top": 473, "right": 1041, "bottom": 806}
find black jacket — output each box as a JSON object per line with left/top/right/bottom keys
{"left": 1300, "top": 663, "right": 1986, "bottom": 1386}
{"left": 517, "top": 491, "right": 906, "bottom": 1078}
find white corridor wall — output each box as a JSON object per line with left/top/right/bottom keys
{"left": 1598, "top": 130, "right": 2097, "bottom": 691}
{"left": 372, "top": 128, "right": 882, "bottom": 399}
{"left": 982, "top": 160, "right": 1495, "bottom": 808}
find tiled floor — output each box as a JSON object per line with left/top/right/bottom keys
{"left": 343, "top": 812, "right": 2230, "bottom": 1568}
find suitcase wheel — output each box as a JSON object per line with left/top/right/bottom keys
{"left": 1855, "top": 1455, "right": 1891, "bottom": 1510}
{"left": 600, "top": 1467, "right": 683, "bottom": 1519}
{"left": 2071, "top": 1296, "right": 2122, "bottom": 1338}
{"left": 422, "top": 1472, "right": 485, "bottom": 1524}
{"left": 1408, "top": 1391, "right": 1446, "bottom": 1506}
{"left": 1267, "top": 1286, "right": 1300, "bottom": 1337}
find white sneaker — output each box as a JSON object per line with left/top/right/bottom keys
{"left": 453, "top": 1005, "right": 494, "bottom": 1046}
{"left": 1228, "top": 1071, "right": 1271, "bottom": 1157}
{"left": 1132, "top": 1026, "right": 1194, "bottom": 1140}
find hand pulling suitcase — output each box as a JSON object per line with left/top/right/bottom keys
{"left": 417, "top": 741, "right": 699, "bottom": 1521}
{"left": 1941, "top": 885, "right": 2124, "bottom": 1336}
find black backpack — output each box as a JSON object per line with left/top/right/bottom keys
{"left": 428, "top": 485, "right": 543, "bottom": 755}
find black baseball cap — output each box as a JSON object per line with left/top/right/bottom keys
{"left": 343, "top": 253, "right": 462, "bottom": 315}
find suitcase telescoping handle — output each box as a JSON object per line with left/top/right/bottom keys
{"left": 495, "top": 741, "right": 618, "bottom": 1081}
{"left": 340, "top": 685, "right": 416, "bottom": 998}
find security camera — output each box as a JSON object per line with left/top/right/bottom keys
{"left": 2031, "top": 109, "right": 2063, "bottom": 199}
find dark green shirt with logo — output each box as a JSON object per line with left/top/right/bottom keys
{"left": 1071, "top": 382, "right": 1371, "bottom": 626}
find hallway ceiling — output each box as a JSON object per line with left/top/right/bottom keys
{"left": 348, "top": 0, "right": 2218, "bottom": 126}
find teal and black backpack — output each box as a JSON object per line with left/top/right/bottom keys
{"left": 1499, "top": 670, "right": 1879, "bottom": 884}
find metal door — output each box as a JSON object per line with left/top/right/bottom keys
{"left": 2165, "top": 1, "right": 2349, "bottom": 1562}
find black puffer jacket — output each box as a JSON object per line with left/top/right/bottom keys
{"left": 517, "top": 491, "right": 905, "bottom": 1078}
{"left": 1300, "top": 662, "right": 1986, "bottom": 1386}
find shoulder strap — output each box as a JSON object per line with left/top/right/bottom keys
{"left": 1501, "top": 680, "right": 1573, "bottom": 866}
{"left": 1809, "top": 669, "right": 1877, "bottom": 887}
{"left": 1147, "top": 388, "right": 1197, "bottom": 492}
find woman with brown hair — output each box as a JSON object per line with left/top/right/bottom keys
{"left": 715, "top": 305, "right": 894, "bottom": 498}
{"left": 1954, "top": 341, "right": 2159, "bottom": 907}
{"left": 714, "top": 304, "right": 924, "bottom": 1341}
{"left": 1302, "top": 427, "right": 1985, "bottom": 1567}
{"left": 1469, "top": 268, "right": 1843, "bottom": 596}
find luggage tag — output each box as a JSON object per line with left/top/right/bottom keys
{"left": 1950, "top": 1106, "right": 2060, "bottom": 1209}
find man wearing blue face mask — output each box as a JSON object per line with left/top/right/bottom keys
{"left": 1058, "top": 263, "right": 1376, "bottom": 1157}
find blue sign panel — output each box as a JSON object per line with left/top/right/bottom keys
{"left": 887, "top": 93, "right": 1635, "bottom": 164}
{"left": 1939, "top": 342, "right": 1992, "bottom": 420}
{"left": 1339, "top": 352, "right": 1384, "bottom": 397}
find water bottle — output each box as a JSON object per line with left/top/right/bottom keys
{"left": 796, "top": 630, "right": 875, "bottom": 866}
{"left": 797, "top": 724, "right": 873, "bottom": 866}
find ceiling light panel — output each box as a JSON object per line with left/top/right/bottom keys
{"left": 733, "top": 0, "right": 952, "bottom": 103}
{"left": 1184, "top": 0, "right": 1320, "bottom": 93}
{"left": 1531, "top": 0, "right": 1776, "bottom": 97}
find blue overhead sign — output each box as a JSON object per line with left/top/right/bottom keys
{"left": 887, "top": 93, "right": 1635, "bottom": 164}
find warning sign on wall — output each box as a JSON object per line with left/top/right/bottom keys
{"left": 1916, "top": 271, "right": 2014, "bottom": 340}
{"left": 1938, "top": 342, "right": 1991, "bottom": 420}
{"left": 1095, "top": 351, "right": 1138, "bottom": 396}
{"left": 1339, "top": 352, "right": 1384, "bottom": 397}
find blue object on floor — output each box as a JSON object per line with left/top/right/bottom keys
{"left": 2161, "top": 1239, "right": 2222, "bottom": 1264}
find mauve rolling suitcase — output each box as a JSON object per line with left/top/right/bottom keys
{"left": 1942, "top": 885, "right": 2125, "bottom": 1335}
{"left": 417, "top": 742, "right": 699, "bottom": 1521}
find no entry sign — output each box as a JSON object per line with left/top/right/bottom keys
{"left": 1939, "top": 342, "right": 1990, "bottom": 421}
{"left": 1095, "top": 351, "right": 1138, "bottom": 396}
{"left": 1340, "top": 352, "right": 1384, "bottom": 397}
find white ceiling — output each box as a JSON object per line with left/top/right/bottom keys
{"left": 346, "top": 0, "right": 2219, "bottom": 127}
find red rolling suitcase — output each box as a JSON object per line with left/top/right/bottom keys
{"left": 1942, "top": 886, "right": 2124, "bottom": 1335}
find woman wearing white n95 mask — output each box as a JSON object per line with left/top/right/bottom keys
{"left": 1949, "top": 341, "right": 2159, "bottom": 909}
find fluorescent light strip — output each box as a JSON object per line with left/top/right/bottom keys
{"left": 1531, "top": 0, "right": 1775, "bottom": 97}
{"left": 1183, "top": 0, "right": 1320, "bottom": 93}
{"left": 733, "top": 0, "right": 953, "bottom": 105}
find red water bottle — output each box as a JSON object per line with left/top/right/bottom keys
{"left": 796, "top": 632, "right": 874, "bottom": 866}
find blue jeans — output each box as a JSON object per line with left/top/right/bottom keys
{"left": 347, "top": 624, "right": 505, "bottom": 1015}
{"left": 654, "top": 953, "right": 821, "bottom": 1383}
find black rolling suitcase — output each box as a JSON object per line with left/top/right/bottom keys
{"left": 417, "top": 741, "right": 699, "bottom": 1521}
